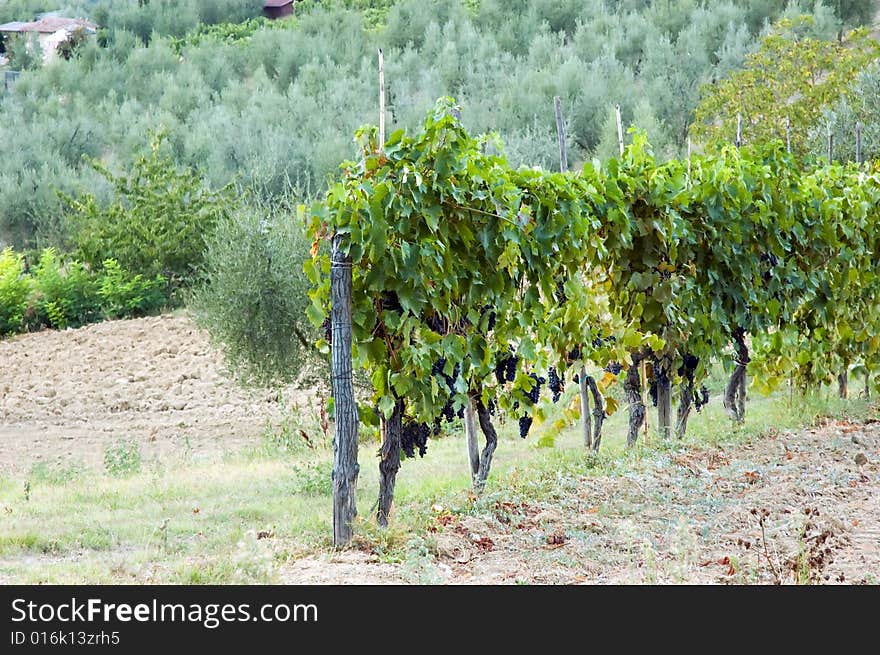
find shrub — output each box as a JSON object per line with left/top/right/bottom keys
{"left": 98, "top": 259, "right": 166, "bottom": 320}
{"left": 30, "top": 248, "right": 101, "bottom": 329}
{"left": 63, "top": 130, "right": 234, "bottom": 293}
{"left": 0, "top": 247, "right": 31, "bottom": 335}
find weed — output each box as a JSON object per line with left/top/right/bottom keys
{"left": 291, "top": 460, "right": 333, "bottom": 496}
{"left": 29, "top": 461, "right": 85, "bottom": 486}
{"left": 103, "top": 438, "right": 142, "bottom": 477}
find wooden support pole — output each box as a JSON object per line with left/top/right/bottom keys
{"left": 686, "top": 136, "right": 691, "bottom": 181}
{"left": 616, "top": 104, "right": 624, "bottom": 156}
{"left": 330, "top": 235, "right": 359, "bottom": 547}
{"left": 378, "top": 48, "right": 385, "bottom": 150}
{"left": 736, "top": 113, "right": 742, "bottom": 149}
{"left": 554, "top": 96, "right": 568, "bottom": 172}
{"left": 786, "top": 116, "right": 791, "bottom": 154}
{"left": 856, "top": 121, "right": 862, "bottom": 166}
{"left": 828, "top": 129, "right": 834, "bottom": 163}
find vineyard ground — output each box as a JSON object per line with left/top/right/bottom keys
{"left": 0, "top": 313, "right": 877, "bottom": 584}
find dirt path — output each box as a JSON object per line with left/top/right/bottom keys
{"left": 283, "top": 417, "right": 879, "bottom": 584}
{"left": 0, "top": 314, "right": 318, "bottom": 474}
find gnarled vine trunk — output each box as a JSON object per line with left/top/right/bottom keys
{"left": 377, "top": 398, "right": 404, "bottom": 527}
{"left": 473, "top": 396, "right": 498, "bottom": 493}
{"left": 625, "top": 352, "right": 646, "bottom": 447}
{"left": 676, "top": 379, "right": 693, "bottom": 439}
{"left": 463, "top": 395, "right": 481, "bottom": 486}
{"left": 330, "top": 235, "right": 359, "bottom": 547}
{"left": 579, "top": 367, "right": 592, "bottom": 449}
{"left": 723, "top": 328, "right": 749, "bottom": 423}
{"left": 655, "top": 364, "right": 672, "bottom": 439}
{"left": 838, "top": 370, "right": 848, "bottom": 399}
{"left": 585, "top": 374, "right": 605, "bottom": 452}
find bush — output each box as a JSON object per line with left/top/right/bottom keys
{"left": 98, "top": 259, "right": 166, "bottom": 319}
{"left": 0, "top": 246, "right": 170, "bottom": 338}
{"left": 0, "top": 248, "right": 31, "bottom": 335}
{"left": 30, "top": 248, "right": 101, "bottom": 329}
{"left": 64, "top": 131, "right": 234, "bottom": 293}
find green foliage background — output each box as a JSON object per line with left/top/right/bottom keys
{"left": 0, "top": 0, "right": 873, "bottom": 249}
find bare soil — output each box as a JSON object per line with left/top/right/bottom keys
{"left": 0, "top": 313, "right": 316, "bottom": 474}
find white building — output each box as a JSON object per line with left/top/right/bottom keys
{"left": 0, "top": 16, "right": 97, "bottom": 64}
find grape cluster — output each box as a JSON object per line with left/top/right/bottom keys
{"left": 604, "top": 361, "right": 622, "bottom": 375}
{"left": 425, "top": 313, "right": 445, "bottom": 334}
{"left": 677, "top": 354, "right": 699, "bottom": 377}
{"left": 554, "top": 280, "right": 567, "bottom": 304}
{"left": 759, "top": 252, "right": 780, "bottom": 283}
{"left": 494, "top": 349, "right": 518, "bottom": 384}
{"left": 567, "top": 346, "right": 581, "bottom": 362}
{"left": 322, "top": 317, "right": 332, "bottom": 344}
{"left": 524, "top": 373, "right": 544, "bottom": 404}
{"left": 432, "top": 358, "right": 461, "bottom": 433}
{"left": 548, "top": 367, "right": 564, "bottom": 402}
{"left": 695, "top": 385, "right": 710, "bottom": 412}
{"left": 380, "top": 290, "right": 403, "bottom": 313}
{"left": 518, "top": 415, "right": 533, "bottom": 438}
{"left": 401, "top": 420, "right": 430, "bottom": 458}
{"left": 648, "top": 378, "right": 658, "bottom": 407}
{"left": 480, "top": 305, "right": 497, "bottom": 331}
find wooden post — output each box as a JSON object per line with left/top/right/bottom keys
{"left": 555, "top": 96, "right": 592, "bottom": 449}
{"left": 827, "top": 129, "right": 834, "bottom": 163}
{"left": 856, "top": 121, "right": 862, "bottom": 166}
{"left": 686, "top": 136, "right": 691, "bottom": 180}
{"left": 786, "top": 116, "right": 791, "bottom": 154}
{"left": 464, "top": 397, "right": 480, "bottom": 484}
{"left": 641, "top": 359, "right": 649, "bottom": 443}
{"left": 330, "top": 235, "right": 359, "bottom": 547}
{"left": 615, "top": 104, "right": 624, "bottom": 156}
{"left": 736, "top": 113, "right": 742, "bottom": 149}
{"left": 554, "top": 96, "right": 568, "bottom": 172}
{"left": 378, "top": 48, "right": 385, "bottom": 150}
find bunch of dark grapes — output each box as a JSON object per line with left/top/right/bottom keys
{"left": 494, "top": 349, "right": 518, "bottom": 384}
{"left": 425, "top": 313, "right": 445, "bottom": 334}
{"left": 548, "top": 367, "right": 564, "bottom": 403}
{"left": 604, "top": 361, "right": 622, "bottom": 375}
{"left": 567, "top": 346, "right": 581, "bottom": 362}
{"left": 759, "top": 252, "right": 780, "bottom": 283}
{"left": 648, "top": 378, "right": 658, "bottom": 407}
{"left": 487, "top": 398, "right": 497, "bottom": 416}
{"left": 401, "top": 420, "right": 430, "bottom": 458}
{"left": 480, "top": 305, "right": 497, "bottom": 331}
{"left": 554, "top": 280, "right": 567, "bottom": 304}
{"left": 524, "top": 373, "right": 544, "bottom": 404}
{"left": 695, "top": 385, "right": 710, "bottom": 412}
{"left": 432, "top": 358, "right": 458, "bottom": 393}
{"left": 380, "top": 291, "right": 402, "bottom": 313}
{"left": 322, "top": 317, "right": 332, "bottom": 344}
{"left": 518, "top": 415, "right": 533, "bottom": 438}
{"left": 677, "top": 354, "right": 699, "bottom": 378}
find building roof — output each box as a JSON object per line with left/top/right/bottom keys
{"left": 0, "top": 17, "right": 97, "bottom": 34}
{"left": 263, "top": 0, "right": 293, "bottom": 7}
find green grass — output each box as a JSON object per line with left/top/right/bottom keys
{"left": 0, "top": 385, "right": 874, "bottom": 583}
